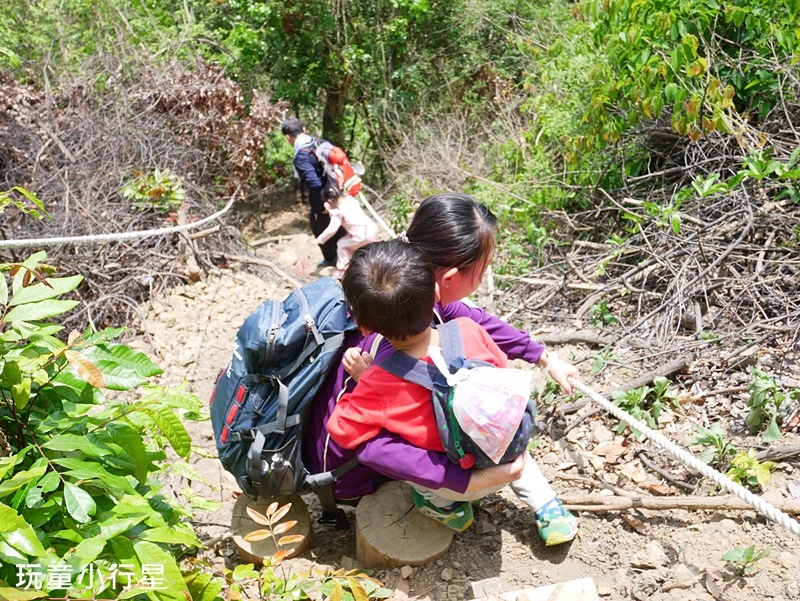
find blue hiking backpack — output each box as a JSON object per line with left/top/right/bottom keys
{"left": 379, "top": 320, "right": 537, "bottom": 469}
{"left": 210, "top": 277, "right": 358, "bottom": 525}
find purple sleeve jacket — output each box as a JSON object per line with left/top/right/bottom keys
{"left": 303, "top": 300, "right": 545, "bottom": 500}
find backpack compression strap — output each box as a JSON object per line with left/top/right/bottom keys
{"left": 378, "top": 320, "right": 465, "bottom": 387}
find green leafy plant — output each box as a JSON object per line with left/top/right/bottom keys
{"left": 0, "top": 186, "right": 48, "bottom": 219}
{"left": 611, "top": 377, "right": 680, "bottom": 438}
{"left": 691, "top": 424, "right": 736, "bottom": 468}
{"left": 588, "top": 301, "right": 619, "bottom": 327}
{"left": 225, "top": 501, "right": 392, "bottom": 601}
{"left": 726, "top": 449, "right": 775, "bottom": 489}
{"left": 745, "top": 367, "right": 799, "bottom": 442}
{"left": 590, "top": 347, "right": 621, "bottom": 375}
{"left": 536, "top": 377, "right": 581, "bottom": 406}
{"left": 1, "top": 250, "right": 203, "bottom": 600}
{"left": 722, "top": 544, "right": 772, "bottom": 576}
{"left": 121, "top": 168, "right": 186, "bottom": 212}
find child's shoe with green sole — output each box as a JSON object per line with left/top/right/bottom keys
{"left": 411, "top": 490, "right": 474, "bottom": 532}
{"left": 535, "top": 497, "right": 578, "bottom": 546}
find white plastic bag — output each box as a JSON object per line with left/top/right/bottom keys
{"left": 429, "top": 347, "right": 532, "bottom": 464}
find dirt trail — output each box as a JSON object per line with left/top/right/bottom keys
{"left": 130, "top": 198, "right": 800, "bottom": 601}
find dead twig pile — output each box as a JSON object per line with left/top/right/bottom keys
{"left": 0, "top": 63, "right": 286, "bottom": 329}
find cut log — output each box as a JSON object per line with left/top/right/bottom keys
{"left": 231, "top": 494, "right": 312, "bottom": 565}
{"left": 355, "top": 481, "right": 454, "bottom": 568}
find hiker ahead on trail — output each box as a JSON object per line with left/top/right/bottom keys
{"left": 281, "top": 118, "right": 346, "bottom": 268}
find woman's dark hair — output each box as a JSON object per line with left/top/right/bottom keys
{"left": 404, "top": 193, "right": 498, "bottom": 273}
{"left": 340, "top": 241, "right": 435, "bottom": 341}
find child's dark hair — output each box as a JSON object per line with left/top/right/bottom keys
{"left": 322, "top": 186, "right": 343, "bottom": 202}
{"left": 340, "top": 241, "right": 435, "bottom": 341}
{"left": 405, "top": 193, "right": 498, "bottom": 273}
{"left": 280, "top": 118, "right": 305, "bottom": 137}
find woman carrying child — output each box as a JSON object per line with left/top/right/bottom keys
{"left": 302, "top": 193, "right": 580, "bottom": 544}
{"left": 314, "top": 186, "right": 380, "bottom": 277}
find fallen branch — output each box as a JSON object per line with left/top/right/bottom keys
{"left": 560, "top": 493, "right": 800, "bottom": 514}
{"left": 605, "top": 356, "right": 690, "bottom": 395}
{"left": 755, "top": 444, "right": 800, "bottom": 463}
{"left": 225, "top": 254, "right": 302, "bottom": 288}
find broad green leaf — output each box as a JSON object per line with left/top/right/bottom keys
{"left": 184, "top": 570, "right": 224, "bottom": 601}
{"left": 1, "top": 360, "right": 22, "bottom": 385}
{"left": 64, "top": 482, "right": 97, "bottom": 523}
{"left": 54, "top": 457, "right": 136, "bottom": 494}
{"left": 82, "top": 343, "right": 162, "bottom": 390}
{"left": 8, "top": 275, "right": 84, "bottom": 307}
{"left": 0, "top": 588, "right": 48, "bottom": 601}
{"left": 231, "top": 564, "right": 259, "bottom": 581}
{"left": 148, "top": 407, "right": 191, "bottom": 459}
{"left": 762, "top": 416, "right": 782, "bottom": 443}
{"left": 0, "top": 462, "right": 47, "bottom": 499}
{"left": 65, "top": 350, "right": 105, "bottom": 388}
{"left": 0, "top": 272, "right": 7, "bottom": 306}
{"left": 5, "top": 299, "right": 80, "bottom": 323}
{"left": 67, "top": 535, "right": 107, "bottom": 570}
{"left": 0, "top": 539, "right": 28, "bottom": 564}
{"left": 106, "top": 422, "right": 148, "bottom": 485}
{"left": 11, "top": 378, "right": 31, "bottom": 410}
{"left": 43, "top": 434, "right": 111, "bottom": 457}
{"left": 139, "top": 526, "right": 200, "bottom": 548}
{"left": 0, "top": 504, "right": 47, "bottom": 557}
{"left": 132, "top": 540, "right": 190, "bottom": 601}
{"left": 96, "top": 514, "right": 147, "bottom": 539}
{"left": 11, "top": 251, "right": 46, "bottom": 293}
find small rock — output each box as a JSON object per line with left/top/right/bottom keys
{"left": 778, "top": 551, "right": 800, "bottom": 570}
{"left": 400, "top": 565, "right": 414, "bottom": 579}
{"left": 593, "top": 424, "right": 614, "bottom": 442}
{"left": 597, "top": 586, "right": 614, "bottom": 596}
{"left": 469, "top": 577, "right": 503, "bottom": 599}
{"left": 446, "top": 584, "right": 462, "bottom": 599}
{"left": 340, "top": 556, "right": 359, "bottom": 571}
{"left": 630, "top": 541, "right": 669, "bottom": 569}
{"left": 475, "top": 518, "right": 497, "bottom": 535}
{"left": 451, "top": 561, "right": 461, "bottom": 569}
{"left": 440, "top": 568, "right": 453, "bottom": 581}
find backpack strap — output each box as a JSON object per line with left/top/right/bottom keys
{"left": 435, "top": 320, "right": 465, "bottom": 364}
{"left": 378, "top": 351, "right": 440, "bottom": 390}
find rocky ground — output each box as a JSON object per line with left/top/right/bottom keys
{"left": 129, "top": 195, "right": 800, "bottom": 601}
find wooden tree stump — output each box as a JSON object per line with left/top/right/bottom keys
{"left": 231, "top": 494, "right": 313, "bottom": 565}
{"left": 355, "top": 481, "right": 454, "bottom": 568}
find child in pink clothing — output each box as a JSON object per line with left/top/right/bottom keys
{"left": 314, "top": 187, "right": 380, "bottom": 275}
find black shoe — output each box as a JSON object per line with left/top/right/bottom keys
{"left": 317, "top": 259, "right": 336, "bottom": 268}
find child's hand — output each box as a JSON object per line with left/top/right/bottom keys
{"left": 342, "top": 347, "right": 373, "bottom": 381}
{"left": 537, "top": 352, "right": 579, "bottom": 395}
{"left": 466, "top": 453, "right": 526, "bottom": 491}
{"left": 322, "top": 201, "right": 333, "bottom": 214}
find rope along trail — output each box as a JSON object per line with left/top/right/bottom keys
{"left": 0, "top": 191, "right": 238, "bottom": 250}
{"left": 569, "top": 378, "right": 800, "bottom": 538}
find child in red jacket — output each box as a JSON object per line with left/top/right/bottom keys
{"left": 328, "top": 240, "right": 578, "bottom": 545}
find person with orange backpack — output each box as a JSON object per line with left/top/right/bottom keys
{"left": 282, "top": 118, "right": 363, "bottom": 268}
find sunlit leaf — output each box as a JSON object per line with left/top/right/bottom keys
{"left": 243, "top": 529, "right": 271, "bottom": 542}
{"left": 277, "top": 534, "right": 305, "bottom": 546}
{"left": 271, "top": 502, "right": 291, "bottom": 524}
{"left": 64, "top": 482, "right": 96, "bottom": 523}
{"left": 65, "top": 350, "right": 106, "bottom": 388}
{"left": 246, "top": 506, "right": 270, "bottom": 525}
{"left": 272, "top": 520, "right": 297, "bottom": 535}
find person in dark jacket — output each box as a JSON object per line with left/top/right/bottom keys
{"left": 281, "top": 118, "right": 345, "bottom": 267}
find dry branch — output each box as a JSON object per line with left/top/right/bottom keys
{"left": 560, "top": 493, "right": 800, "bottom": 514}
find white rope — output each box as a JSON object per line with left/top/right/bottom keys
{"left": 355, "top": 191, "right": 396, "bottom": 238}
{"left": 569, "top": 377, "right": 800, "bottom": 538}
{"left": 0, "top": 190, "right": 238, "bottom": 250}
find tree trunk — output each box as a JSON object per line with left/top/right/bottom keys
{"left": 322, "top": 82, "right": 347, "bottom": 146}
